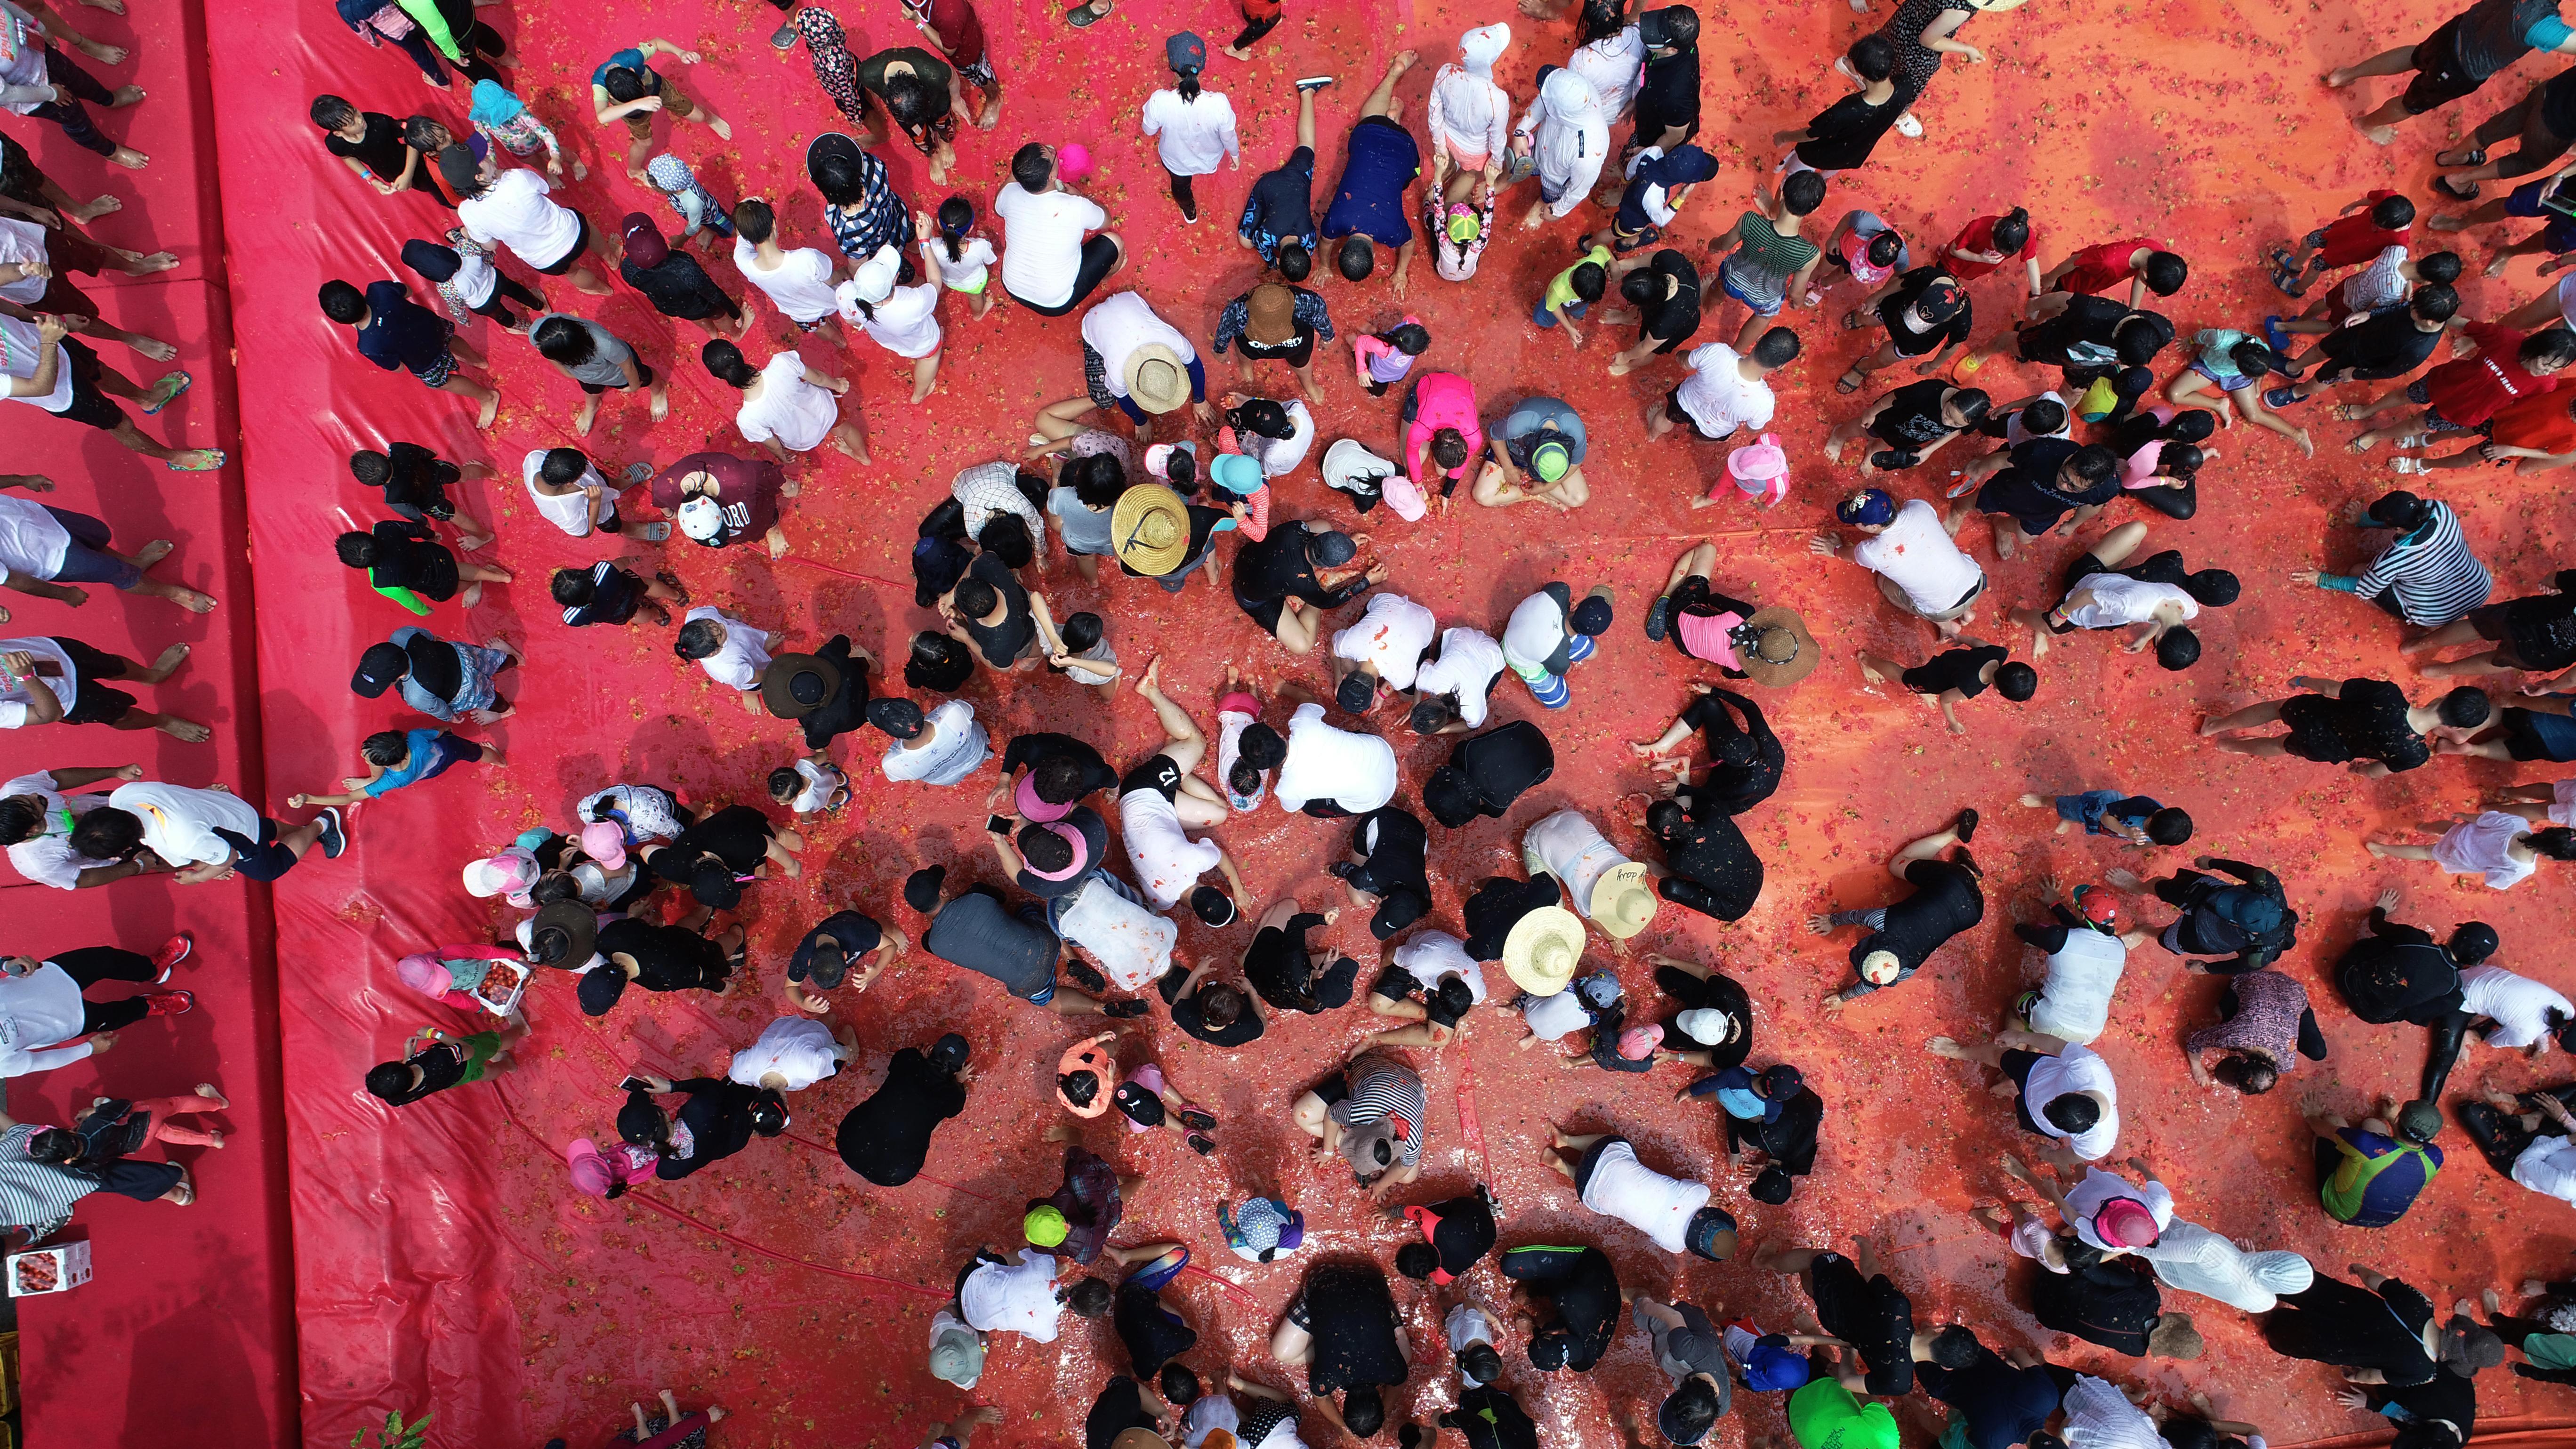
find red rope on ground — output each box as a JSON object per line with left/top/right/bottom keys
{"left": 1180, "top": 1263, "right": 1261, "bottom": 1306}
{"left": 776, "top": 555, "right": 911, "bottom": 590}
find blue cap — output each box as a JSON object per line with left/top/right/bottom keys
{"left": 1836, "top": 489, "right": 1896, "bottom": 527}
{"left": 1210, "top": 452, "right": 1266, "bottom": 496}
{"left": 1745, "top": 1343, "right": 1809, "bottom": 1391}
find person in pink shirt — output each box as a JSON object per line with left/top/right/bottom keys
{"left": 567, "top": 1135, "right": 658, "bottom": 1199}
{"left": 1402, "top": 370, "right": 1482, "bottom": 504}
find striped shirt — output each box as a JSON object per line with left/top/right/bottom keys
{"left": 0, "top": 1124, "right": 93, "bottom": 1235}
{"left": 2352, "top": 503, "right": 2491, "bottom": 626}
{"left": 1328, "top": 1055, "right": 1429, "bottom": 1168}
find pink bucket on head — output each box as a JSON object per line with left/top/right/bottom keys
{"left": 1726, "top": 432, "right": 1790, "bottom": 506}
{"left": 1056, "top": 143, "right": 1093, "bottom": 182}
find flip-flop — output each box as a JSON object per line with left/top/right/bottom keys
{"left": 1643, "top": 595, "right": 1672, "bottom": 642}
{"left": 164, "top": 449, "right": 225, "bottom": 472}
{"left": 2432, "top": 174, "right": 2479, "bottom": 201}
{"left": 1066, "top": 0, "right": 1111, "bottom": 24}
{"left": 2268, "top": 267, "right": 2308, "bottom": 297}
{"left": 2437, "top": 146, "right": 2487, "bottom": 168}
{"left": 1835, "top": 370, "right": 1865, "bottom": 394}
{"left": 143, "top": 370, "right": 190, "bottom": 414}
{"left": 2262, "top": 314, "right": 2290, "bottom": 354}
{"left": 1178, "top": 1106, "right": 1217, "bottom": 1132}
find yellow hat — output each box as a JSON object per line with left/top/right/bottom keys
{"left": 1502, "top": 906, "right": 1586, "bottom": 996}
{"left": 1588, "top": 861, "right": 1658, "bottom": 939}
{"left": 1112, "top": 484, "right": 1192, "bottom": 576}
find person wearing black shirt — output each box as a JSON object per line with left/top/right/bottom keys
{"left": 1167, "top": 955, "right": 1266, "bottom": 1046}
{"left": 1953, "top": 439, "right": 2121, "bottom": 554}
{"left": 318, "top": 279, "right": 502, "bottom": 426}
{"left": 1853, "top": 640, "right": 2037, "bottom": 738}
{"left": 944, "top": 552, "right": 1038, "bottom": 668}
{"left": 2110, "top": 854, "right": 2299, "bottom": 973}
{"left": 1722, "top": 1073, "right": 1823, "bottom": 1202}
{"left": 1654, "top": 959, "right": 1754, "bottom": 1069}
{"left": 554, "top": 559, "right": 683, "bottom": 628}
{"left": 618, "top": 213, "right": 748, "bottom": 337}
{"left": 1761, "top": 1238, "right": 1916, "bottom": 1394}
{"left": 764, "top": 635, "right": 875, "bottom": 751}
{"left": 1080, "top": 1375, "right": 1173, "bottom": 1449}
{"left": 786, "top": 909, "right": 902, "bottom": 1003}
{"left": 1460, "top": 874, "right": 1564, "bottom": 960}
{"left": 1602, "top": 248, "right": 1704, "bottom": 374}
{"left": 1433, "top": 1384, "right": 1540, "bottom": 1449}
{"left": 1333, "top": 805, "right": 1433, "bottom": 938}
{"left": 2334, "top": 890, "right": 2500, "bottom": 1110}
{"left": 1241, "top": 901, "right": 1359, "bottom": 1013}
{"left": 1779, "top": 38, "right": 1902, "bottom": 174}
{"left": 580, "top": 916, "right": 740, "bottom": 1015}
{"left": 1828, "top": 378, "right": 1989, "bottom": 475}
{"left": 1396, "top": 1188, "right": 1497, "bottom": 1283}
{"left": 2028, "top": 1248, "right": 2192, "bottom": 1358}
{"left": 350, "top": 442, "right": 497, "bottom": 547}
{"left": 1631, "top": 7, "right": 1702, "bottom": 151}
{"left": 995, "top": 731, "right": 1122, "bottom": 813}
{"left": 1635, "top": 687, "right": 1783, "bottom": 812}
{"left": 1844, "top": 265, "right": 1972, "bottom": 388}
{"left": 1121, "top": 499, "right": 1235, "bottom": 597}
{"left": 2206, "top": 676, "right": 2491, "bottom": 776}
{"left": 1811, "top": 812, "right": 1984, "bottom": 1012}
{"left": 2000, "top": 292, "right": 2175, "bottom": 384}
{"left": 1238, "top": 79, "right": 1321, "bottom": 268}
{"left": 625, "top": 1071, "right": 787, "bottom": 1181}
{"left": 1100, "top": 1241, "right": 1198, "bottom": 1378}
{"left": 314, "top": 97, "right": 448, "bottom": 203}
{"left": 1499, "top": 1242, "right": 1621, "bottom": 1372}
{"left": 2410, "top": 570, "right": 2576, "bottom": 677}
{"left": 1232, "top": 520, "right": 1382, "bottom": 644}
{"left": 2268, "top": 286, "right": 2459, "bottom": 407}
{"left": 1912, "top": 1330, "right": 2064, "bottom": 1449}
{"left": 1423, "top": 719, "right": 1555, "bottom": 827}
{"left": 333, "top": 516, "right": 513, "bottom": 604}
{"left": 833, "top": 1033, "right": 968, "bottom": 1185}
{"left": 1273, "top": 1261, "right": 1412, "bottom": 1436}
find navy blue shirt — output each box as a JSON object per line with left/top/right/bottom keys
{"left": 353, "top": 281, "right": 450, "bottom": 377}
{"left": 1240, "top": 145, "right": 1318, "bottom": 260}
{"left": 1322, "top": 117, "right": 1419, "bottom": 246}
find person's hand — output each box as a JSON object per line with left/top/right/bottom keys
{"left": 2331, "top": 1387, "right": 2369, "bottom": 1411}
{"left": 1193, "top": 400, "right": 1218, "bottom": 427}
{"left": 792, "top": 985, "right": 831, "bottom": 1013}
{"left": 2286, "top": 567, "right": 2323, "bottom": 587}
{"left": 372, "top": 178, "right": 399, "bottom": 195}
{"left": 51, "top": 585, "right": 85, "bottom": 608}
{"left": 2343, "top": 499, "right": 2375, "bottom": 525}
{"left": 1959, "top": 43, "right": 1987, "bottom": 62}
{"left": 1808, "top": 532, "right": 1841, "bottom": 555}
{"left": 287, "top": 793, "right": 310, "bottom": 809}
{"left": 1391, "top": 265, "right": 1411, "bottom": 302}
{"left": 88, "top": 1030, "right": 116, "bottom": 1054}
{"left": 0, "top": 650, "right": 36, "bottom": 678}
{"left": 1805, "top": 913, "right": 1834, "bottom": 935}
{"left": 12, "top": 473, "right": 56, "bottom": 493}
{"left": 2192, "top": 854, "right": 2215, "bottom": 869}
{"left": 827, "top": 376, "right": 849, "bottom": 394}
{"left": 676, "top": 48, "right": 702, "bottom": 63}
{"left": 1819, "top": 991, "right": 1846, "bottom": 1017}
{"left": 34, "top": 314, "right": 67, "bottom": 346}
{"left": 913, "top": 209, "right": 934, "bottom": 242}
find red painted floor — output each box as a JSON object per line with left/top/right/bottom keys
{"left": 72, "top": 0, "right": 2576, "bottom": 1444}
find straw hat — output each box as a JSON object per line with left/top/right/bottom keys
{"left": 1502, "top": 905, "right": 1585, "bottom": 996}
{"left": 1111, "top": 484, "right": 1192, "bottom": 576}
{"left": 1735, "top": 606, "right": 1819, "bottom": 688}
{"left": 1124, "top": 345, "right": 1192, "bottom": 415}
{"left": 1587, "top": 861, "right": 1658, "bottom": 939}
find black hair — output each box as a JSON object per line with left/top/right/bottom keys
{"left": 1866, "top": 230, "right": 1902, "bottom": 268}
{"left": 1342, "top": 1388, "right": 1385, "bottom": 1438}
{"left": 2066, "top": 444, "right": 2118, "bottom": 489}
{"left": 2146, "top": 807, "right": 2194, "bottom": 846}
{"left": 318, "top": 280, "right": 368, "bottom": 324}
{"left": 1194, "top": 982, "right": 1243, "bottom": 1028}
{"left": 1431, "top": 975, "right": 1474, "bottom": 1020}
{"left": 1019, "top": 822, "right": 1076, "bottom": 873}
{"left": 905, "top": 631, "right": 974, "bottom": 693}
{"left": 1569, "top": 261, "right": 1608, "bottom": 303}
{"left": 334, "top": 531, "right": 379, "bottom": 569}
{"left": 1160, "top": 1364, "right": 1201, "bottom": 1407}
{"left": 1653, "top": 6, "right": 1699, "bottom": 45}
{"left": 1071, "top": 454, "right": 1127, "bottom": 510}
{"left": 528, "top": 870, "right": 580, "bottom": 905}
{"left": 2183, "top": 569, "right": 2239, "bottom": 606}
{"left": 2228, "top": 339, "right": 2274, "bottom": 380}
{"left": 2214, "top": 1055, "right": 2280, "bottom": 1095}
{"left": 1162, "top": 446, "right": 1199, "bottom": 489}
{"left": 747, "top": 1093, "right": 788, "bottom": 1136}
{"left": 1926, "top": 1325, "right": 1982, "bottom": 1370}
{"left": 1429, "top": 427, "right": 1469, "bottom": 470}
{"left": 2115, "top": 324, "right": 2170, "bottom": 366}
{"left": 1423, "top": 767, "right": 1480, "bottom": 829}
{"left": 1065, "top": 1278, "right": 1113, "bottom": 1317}
{"left": 1947, "top": 387, "right": 1992, "bottom": 425}
{"left": 2523, "top": 327, "right": 2576, "bottom": 370}
{"left": 539, "top": 447, "right": 590, "bottom": 486}
{"left": 1990, "top": 207, "right": 2030, "bottom": 255}
{"left": 402, "top": 241, "right": 460, "bottom": 283}
{"left": 2163, "top": 442, "right": 2205, "bottom": 480}
{"left": 2168, "top": 409, "right": 2217, "bottom": 443}
{"left": 1645, "top": 799, "right": 1686, "bottom": 842}
{"left": 310, "top": 93, "right": 358, "bottom": 129}
{"left": 2367, "top": 489, "right": 2432, "bottom": 532}
{"left": 1388, "top": 322, "right": 1430, "bottom": 354}
{"left": 1058, "top": 611, "right": 1104, "bottom": 654}
{"left": 1394, "top": 1241, "right": 1438, "bottom": 1280}
{"left": 1780, "top": 168, "right": 1827, "bottom": 217}
{"left": 1010, "top": 143, "right": 1054, "bottom": 193}
{"left": 730, "top": 198, "right": 775, "bottom": 245}
{"left": 879, "top": 70, "right": 936, "bottom": 129}
{"left": 1996, "top": 661, "right": 2039, "bottom": 702}
{"left": 1276, "top": 239, "right": 1312, "bottom": 282}
{"left": 1030, "top": 752, "right": 1091, "bottom": 806}
{"left": 2438, "top": 686, "right": 2492, "bottom": 729}
{"left": 2414, "top": 283, "right": 2461, "bottom": 322}
{"left": 360, "top": 729, "right": 411, "bottom": 767}
{"left": 69, "top": 807, "right": 143, "bottom": 861}
{"left": 2449, "top": 921, "right": 2500, "bottom": 965}
{"left": 934, "top": 195, "right": 976, "bottom": 262}
{"left": 1528, "top": 1325, "right": 1574, "bottom": 1372}
{"left": 1578, "top": 0, "right": 1626, "bottom": 42}
{"left": 950, "top": 576, "right": 999, "bottom": 620}
{"left": 2142, "top": 250, "right": 2189, "bottom": 296}
{"left": 811, "top": 150, "right": 862, "bottom": 205}
{"left": 1847, "top": 33, "right": 1895, "bottom": 81}
{"left": 601, "top": 67, "right": 649, "bottom": 104}
{"left": 400, "top": 114, "right": 450, "bottom": 153}
{"left": 700, "top": 338, "right": 757, "bottom": 387}
{"left": 1408, "top": 698, "right": 1455, "bottom": 734}
{"left": 2154, "top": 627, "right": 2201, "bottom": 672}
{"left": 767, "top": 766, "right": 802, "bottom": 801}
{"left": 1459, "top": 1341, "right": 1504, "bottom": 1386}
{"left": 1226, "top": 758, "right": 1264, "bottom": 797}
{"left": 1237, "top": 722, "right": 1286, "bottom": 769}
{"left": 532, "top": 315, "right": 597, "bottom": 366}
{"left": 1338, "top": 236, "right": 1376, "bottom": 281}
{"left": 1619, "top": 269, "right": 1664, "bottom": 306}
{"left": 2044, "top": 1093, "right": 2101, "bottom": 1135}
{"left": 674, "top": 617, "right": 724, "bottom": 660}
{"left": 363, "top": 1062, "right": 418, "bottom": 1103}
{"left": 2369, "top": 193, "right": 2416, "bottom": 232}
{"left": 0, "top": 795, "right": 39, "bottom": 847}
{"left": 980, "top": 513, "right": 1034, "bottom": 570}
{"left": 2417, "top": 250, "right": 2463, "bottom": 285}
{"left": 2531, "top": 825, "right": 2576, "bottom": 861}
{"left": 1230, "top": 398, "right": 1294, "bottom": 439}
{"left": 550, "top": 568, "right": 599, "bottom": 607}
{"left": 1661, "top": 1378, "right": 1722, "bottom": 1439}
{"left": 1056, "top": 1068, "right": 1100, "bottom": 1108}
{"left": 1750, "top": 327, "right": 1802, "bottom": 368}
{"left": 349, "top": 449, "right": 392, "bottom": 487}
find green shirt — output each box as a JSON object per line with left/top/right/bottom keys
{"left": 1723, "top": 211, "right": 1819, "bottom": 311}
{"left": 1545, "top": 245, "right": 1614, "bottom": 312}
{"left": 1788, "top": 1380, "right": 1897, "bottom": 1449}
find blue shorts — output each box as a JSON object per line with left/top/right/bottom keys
{"left": 2505, "top": 179, "right": 2576, "bottom": 251}
{"left": 1716, "top": 261, "right": 1783, "bottom": 317}
{"left": 1534, "top": 296, "right": 1588, "bottom": 328}
{"left": 1125, "top": 1244, "right": 1190, "bottom": 1292}
{"left": 2189, "top": 361, "right": 2255, "bottom": 393}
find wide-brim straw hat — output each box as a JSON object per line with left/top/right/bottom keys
{"left": 1111, "top": 484, "right": 1191, "bottom": 575}
{"left": 1125, "top": 343, "right": 1191, "bottom": 414}
{"left": 1502, "top": 905, "right": 1586, "bottom": 996}
{"left": 1737, "top": 606, "right": 1819, "bottom": 688}
{"left": 1588, "top": 861, "right": 1658, "bottom": 939}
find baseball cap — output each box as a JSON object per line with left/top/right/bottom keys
{"left": 1570, "top": 592, "right": 1614, "bottom": 636}
{"left": 2073, "top": 884, "right": 2119, "bottom": 929}
{"left": 1336, "top": 670, "right": 1377, "bottom": 713}
{"left": 1743, "top": 1338, "right": 1809, "bottom": 1391}
{"left": 1916, "top": 279, "right": 1966, "bottom": 321}
{"left": 1024, "top": 1204, "right": 1070, "bottom": 1248}
{"left": 351, "top": 642, "right": 407, "bottom": 698}
{"left": 1760, "top": 1064, "right": 1804, "bottom": 1097}
{"left": 1836, "top": 489, "right": 1896, "bottom": 526}
{"left": 1210, "top": 452, "right": 1266, "bottom": 497}
{"left": 1191, "top": 885, "right": 1239, "bottom": 927}
{"left": 578, "top": 821, "right": 627, "bottom": 870}
{"left": 676, "top": 495, "right": 730, "bottom": 544}
{"left": 1165, "top": 31, "right": 1208, "bottom": 72}
{"left": 1530, "top": 437, "right": 1572, "bottom": 483}
{"left": 1677, "top": 1007, "right": 1736, "bottom": 1044}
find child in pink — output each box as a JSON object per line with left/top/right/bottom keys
{"left": 1403, "top": 371, "right": 1484, "bottom": 496}
{"left": 396, "top": 943, "right": 528, "bottom": 1013}
{"left": 1352, "top": 316, "right": 1429, "bottom": 395}
{"left": 1705, "top": 432, "right": 1788, "bottom": 509}
{"left": 89, "top": 1086, "right": 231, "bottom": 1148}
{"left": 568, "top": 1136, "right": 658, "bottom": 1198}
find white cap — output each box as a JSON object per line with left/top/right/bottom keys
{"left": 849, "top": 243, "right": 901, "bottom": 306}
{"left": 676, "top": 495, "right": 727, "bottom": 542}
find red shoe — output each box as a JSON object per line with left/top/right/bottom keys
{"left": 144, "top": 989, "right": 194, "bottom": 1017}
{"left": 150, "top": 932, "right": 193, "bottom": 982}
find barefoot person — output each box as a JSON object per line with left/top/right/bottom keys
{"left": 1808, "top": 811, "right": 1983, "bottom": 1015}
{"left": 3, "top": 313, "right": 224, "bottom": 470}
{"left": 0, "top": 636, "right": 208, "bottom": 741}
{"left": 0, "top": 491, "right": 214, "bottom": 615}
{"left": 2324, "top": 0, "right": 2576, "bottom": 145}
{"left": 2202, "top": 677, "right": 2490, "bottom": 776}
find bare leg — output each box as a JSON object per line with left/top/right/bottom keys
{"left": 2199, "top": 698, "right": 2289, "bottom": 734}
{"left": 1135, "top": 656, "right": 1208, "bottom": 774}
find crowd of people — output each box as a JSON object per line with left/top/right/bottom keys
{"left": 8, "top": 0, "right": 2576, "bottom": 1442}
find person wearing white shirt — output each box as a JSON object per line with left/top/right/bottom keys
{"left": 1410, "top": 627, "right": 1505, "bottom": 733}
{"left": 2014, "top": 520, "right": 2229, "bottom": 664}
{"left": 521, "top": 446, "right": 628, "bottom": 538}
{"left": 1140, "top": 53, "right": 1240, "bottom": 224}
{"left": 705, "top": 341, "right": 868, "bottom": 463}
{"left": 0, "top": 634, "right": 208, "bottom": 741}
{"left": 449, "top": 155, "right": 611, "bottom": 296}
{"left": 731, "top": 199, "right": 850, "bottom": 338}
{"left": 2462, "top": 964, "right": 2576, "bottom": 1052}
{"left": 1426, "top": 24, "right": 1512, "bottom": 201}
{"left": 2016, "top": 889, "right": 2143, "bottom": 1047}
{"left": 2051, "top": 1164, "right": 2174, "bottom": 1256}
{"left": 836, "top": 242, "right": 945, "bottom": 404}
{"left": 675, "top": 608, "right": 777, "bottom": 705}
{"left": 1273, "top": 699, "right": 1398, "bottom": 814}
{"left": 78, "top": 779, "right": 345, "bottom": 884}
{"left": 1567, "top": 18, "right": 1647, "bottom": 121}
{"left": 1930, "top": 1030, "right": 2119, "bottom": 1163}
{"left": 1050, "top": 871, "right": 1179, "bottom": 992}
{"left": 1330, "top": 593, "right": 1438, "bottom": 709}
{"left": 728, "top": 1014, "right": 854, "bottom": 1093}
{"left": 874, "top": 697, "right": 990, "bottom": 787}
{"left": 2058, "top": 1374, "right": 2165, "bottom": 1449}
{"left": 0, "top": 764, "right": 146, "bottom": 888}
{"left": 1653, "top": 336, "right": 1792, "bottom": 443}
{"left": 0, "top": 492, "right": 214, "bottom": 614}
{"left": 2514, "top": 1127, "right": 2576, "bottom": 1206}
{"left": 1816, "top": 490, "right": 1986, "bottom": 632}
{"left": 0, "top": 942, "right": 188, "bottom": 1077}
{"left": 959, "top": 1245, "right": 1075, "bottom": 1342}
{"left": 1078, "top": 290, "right": 1207, "bottom": 434}
{"left": 1542, "top": 1128, "right": 1732, "bottom": 1259}
{"left": 993, "top": 145, "right": 1122, "bottom": 315}
{"left": 1119, "top": 662, "right": 1247, "bottom": 911}
{"left": 2133, "top": 1218, "right": 2312, "bottom": 1312}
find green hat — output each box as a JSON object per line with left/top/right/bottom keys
{"left": 1530, "top": 437, "right": 1571, "bottom": 483}
{"left": 1447, "top": 207, "right": 1481, "bottom": 244}
{"left": 1025, "top": 1204, "right": 1070, "bottom": 1248}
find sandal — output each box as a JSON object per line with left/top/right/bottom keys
{"left": 1178, "top": 1106, "right": 1217, "bottom": 1132}
{"left": 1065, "top": 0, "right": 1111, "bottom": 24}
{"left": 2432, "top": 174, "right": 2480, "bottom": 202}
{"left": 2436, "top": 146, "right": 2487, "bottom": 168}
{"left": 2333, "top": 403, "right": 2373, "bottom": 421}
{"left": 652, "top": 569, "right": 691, "bottom": 604}
{"left": 1835, "top": 368, "right": 1865, "bottom": 394}
{"left": 2390, "top": 457, "right": 2427, "bottom": 474}
{"left": 143, "top": 370, "right": 190, "bottom": 415}
{"left": 1643, "top": 595, "right": 1672, "bottom": 642}
{"left": 1104, "top": 998, "right": 1150, "bottom": 1018}
{"left": 2262, "top": 385, "right": 2304, "bottom": 410}
{"left": 1186, "top": 1132, "right": 1217, "bottom": 1156}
